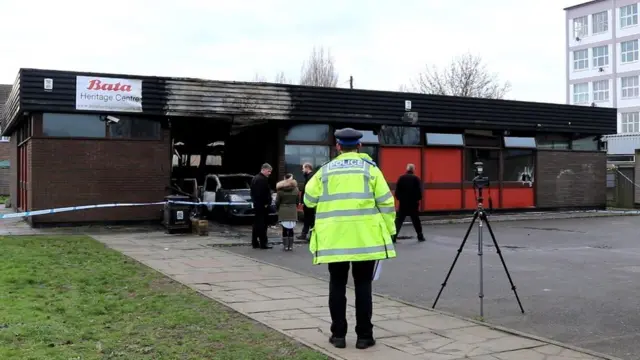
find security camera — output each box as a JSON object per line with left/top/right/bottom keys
{"left": 105, "top": 115, "right": 120, "bottom": 123}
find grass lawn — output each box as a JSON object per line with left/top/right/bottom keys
{"left": 0, "top": 235, "right": 329, "bottom": 360}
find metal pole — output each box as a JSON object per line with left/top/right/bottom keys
{"left": 478, "top": 213, "right": 484, "bottom": 318}
{"left": 349, "top": 76, "right": 353, "bottom": 89}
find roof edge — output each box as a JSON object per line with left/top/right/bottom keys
{"left": 563, "top": 0, "right": 607, "bottom": 11}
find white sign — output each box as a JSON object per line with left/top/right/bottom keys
{"left": 405, "top": 100, "right": 412, "bottom": 111}
{"left": 44, "top": 78, "right": 53, "bottom": 91}
{"left": 176, "top": 211, "right": 184, "bottom": 220}
{"left": 75, "top": 76, "right": 142, "bottom": 112}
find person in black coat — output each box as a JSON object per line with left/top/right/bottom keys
{"left": 297, "top": 162, "right": 316, "bottom": 240}
{"left": 393, "top": 163, "right": 425, "bottom": 243}
{"left": 250, "top": 163, "right": 273, "bottom": 249}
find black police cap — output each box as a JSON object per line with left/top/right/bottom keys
{"left": 334, "top": 128, "right": 363, "bottom": 146}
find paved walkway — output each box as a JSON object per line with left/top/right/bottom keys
{"left": 91, "top": 232, "right": 617, "bottom": 360}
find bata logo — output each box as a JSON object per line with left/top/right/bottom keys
{"left": 86, "top": 79, "right": 132, "bottom": 92}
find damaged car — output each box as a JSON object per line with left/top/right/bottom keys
{"left": 201, "top": 173, "right": 278, "bottom": 222}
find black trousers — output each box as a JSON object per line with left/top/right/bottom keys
{"left": 395, "top": 203, "right": 423, "bottom": 237}
{"left": 281, "top": 226, "right": 294, "bottom": 237}
{"left": 252, "top": 207, "right": 269, "bottom": 247}
{"left": 328, "top": 260, "right": 376, "bottom": 339}
{"left": 301, "top": 205, "right": 316, "bottom": 235}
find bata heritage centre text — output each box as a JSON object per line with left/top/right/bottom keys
{"left": 75, "top": 76, "right": 143, "bottom": 112}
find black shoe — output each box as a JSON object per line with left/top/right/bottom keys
{"left": 355, "top": 338, "right": 376, "bottom": 350}
{"left": 417, "top": 234, "right": 426, "bottom": 242}
{"left": 329, "top": 336, "right": 346, "bottom": 349}
{"left": 260, "top": 244, "right": 273, "bottom": 249}
{"left": 252, "top": 241, "right": 260, "bottom": 249}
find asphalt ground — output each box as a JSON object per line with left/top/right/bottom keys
{"left": 228, "top": 215, "right": 640, "bottom": 360}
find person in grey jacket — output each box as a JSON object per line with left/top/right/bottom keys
{"left": 275, "top": 174, "right": 300, "bottom": 251}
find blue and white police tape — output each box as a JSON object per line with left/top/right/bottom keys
{"left": 0, "top": 200, "right": 253, "bottom": 220}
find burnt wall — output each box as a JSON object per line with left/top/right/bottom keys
{"left": 536, "top": 151, "right": 606, "bottom": 208}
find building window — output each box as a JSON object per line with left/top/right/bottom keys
{"left": 620, "top": 4, "right": 638, "bottom": 28}
{"left": 536, "top": 134, "right": 570, "bottom": 150}
{"left": 592, "top": 45, "right": 609, "bottom": 68}
{"left": 108, "top": 116, "right": 162, "bottom": 140}
{"left": 425, "top": 133, "right": 464, "bottom": 146}
{"left": 284, "top": 144, "right": 330, "bottom": 181}
{"left": 571, "top": 136, "right": 601, "bottom": 151}
{"left": 0, "top": 136, "right": 8, "bottom": 142}
{"left": 359, "top": 146, "right": 379, "bottom": 164}
{"left": 42, "top": 113, "right": 106, "bottom": 138}
{"left": 359, "top": 130, "right": 379, "bottom": 144}
{"left": 503, "top": 136, "right": 536, "bottom": 148}
{"left": 592, "top": 80, "right": 609, "bottom": 102}
{"left": 573, "top": 83, "right": 589, "bottom": 104}
{"left": 621, "top": 40, "right": 639, "bottom": 63}
{"left": 573, "top": 49, "right": 588, "bottom": 70}
{"left": 573, "top": 15, "right": 588, "bottom": 38}
{"left": 621, "top": 76, "right": 639, "bottom": 98}
{"left": 621, "top": 112, "right": 640, "bottom": 133}
{"left": 592, "top": 11, "right": 608, "bottom": 34}
{"left": 285, "top": 124, "right": 330, "bottom": 142}
{"left": 503, "top": 149, "right": 535, "bottom": 183}
{"left": 465, "top": 149, "right": 499, "bottom": 181}
{"left": 378, "top": 126, "right": 421, "bottom": 145}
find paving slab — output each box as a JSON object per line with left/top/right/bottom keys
{"left": 91, "top": 232, "right": 617, "bottom": 360}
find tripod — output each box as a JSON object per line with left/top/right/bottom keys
{"left": 431, "top": 186, "right": 525, "bottom": 317}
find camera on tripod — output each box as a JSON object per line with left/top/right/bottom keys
{"left": 472, "top": 161, "right": 490, "bottom": 189}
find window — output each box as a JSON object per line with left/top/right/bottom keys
{"left": 536, "top": 135, "right": 570, "bottom": 150}
{"left": 573, "top": 49, "right": 588, "bottom": 70}
{"left": 0, "top": 137, "right": 8, "bottom": 142}
{"left": 571, "top": 136, "right": 601, "bottom": 151}
{"left": 621, "top": 40, "right": 639, "bottom": 63}
{"left": 621, "top": 112, "right": 640, "bottom": 133}
{"left": 592, "top": 80, "right": 609, "bottom": 102}
{"left": 464, "top": 131, "right": 501, "bottom": 147}
{"left": 465, "top": 149, "right": 499, "bottom": 181}
{"left": 592, "top": 45, "right": 609, "bottom": 67}
{"left": 359, "top": 130, "right": 379, "bottom": 144}
{"left": 108, "top": 116, "right": 162, "bottom": 140}
{"left": 621, "top": 4, "right": 638, "bottom": 28}
{"left": 378, "top": 126, "right": 420, "bottom": 145}
{"left": 503, "top": 150, "right": 535, "bottom": 183}
{"left": 219, "top": 176, "right": 252, "bottom": 190}
{"left": 573, "top": 15, "right": 588, "bottom": 38}
{"left": 284, "top": 144, "right": 330, "bottom": 181}
{"left": 573, "top": 83, "right": 589, "bottom": 104}
{"left": 425, "top": 133, "right": 464, "bottom": 146}
{"left": 359, "top": 145, "right": 379, "bottom": 164}
{"left": 592, "top": 11, "right": 608, "bottom": 33}
{"left": 621, "top": 76, "right": 639, "bottom": 98}
{"left": 42, "top": 113, "right": 106, "bottom": 138}
{"left": 503, "top": 137, "right": 536, "bottom": 148}
{"left": 285, "top": 124, "right": 330, "bottom": 142}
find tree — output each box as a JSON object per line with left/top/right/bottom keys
{"left": 413, "top": 53, "right": 511, "bottom": 99}
{"left": 299, "top": 46, "right": 339, "bottom": 87}
{"left": 252, "top": 73, "right": 267, "bottom": 82}
{"left": 274, "top": 71, "right": 293, "bottom": 84}
{"left": 397, "top": 84, "right": 412, "bottom": 92}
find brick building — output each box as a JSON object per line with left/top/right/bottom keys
{"left": 0, "top": 68, "right": 616, "bottom": 226}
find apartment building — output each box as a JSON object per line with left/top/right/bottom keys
{"left": 566, "top": 0, "right": 640, "bottom": 159}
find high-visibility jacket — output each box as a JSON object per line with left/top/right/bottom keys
{"left": 303, "top": 151, "right": 397, "bottom": 265}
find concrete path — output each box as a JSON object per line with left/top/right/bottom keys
{"left": 92, "top": 232, "right": 616, "bottom": 360}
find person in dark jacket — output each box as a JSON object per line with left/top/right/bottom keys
{"left": 250, "top": 163, "right": 273, "bottom": 249}
{"left": 393, "top": 163, "right": 425, "bottom": 243}
{"left": 275, "top": 174, "right": 299, "bottom": 251}
{"left": 297, "top": 162, "right": 316, "bottom": 240}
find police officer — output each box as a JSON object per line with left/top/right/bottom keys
{"left": 303, "top": 128, "right": 397, "bottom": 350}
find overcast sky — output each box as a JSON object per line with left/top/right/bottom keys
{"left": 0, "top": 0, "right": 579, "bottom": 104}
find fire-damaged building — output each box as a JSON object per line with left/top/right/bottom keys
{"left": 0, "top": 68, "right": 616, "bottom": 226}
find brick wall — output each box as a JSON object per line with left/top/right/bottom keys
{"left": 9, "top": 136, "right": 17, "bottom": 208}
{"left": 30, "top": 131, "right": 171, "bottom": 224}
{"left": 536, "top": 151, "right": 606, "bottom": 208}
{"left": 0, "top": 141, "right": 10, "bottom": 195}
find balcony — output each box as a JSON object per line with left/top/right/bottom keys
{"left": 602, "top": 133, "right": 640, "bottom": 155}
